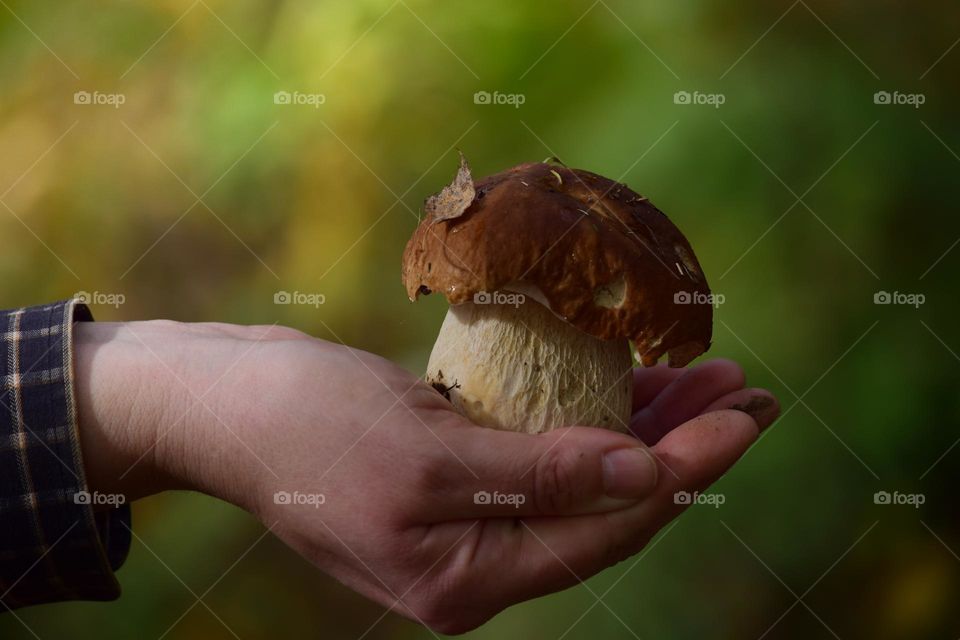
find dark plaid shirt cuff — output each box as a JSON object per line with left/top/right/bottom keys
{"left": 0, "top": 300, "right": 131, "bottom": 610}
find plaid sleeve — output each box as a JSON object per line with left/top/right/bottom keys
{"left": 0, "top": 299, "right": 131, "bottom": 610}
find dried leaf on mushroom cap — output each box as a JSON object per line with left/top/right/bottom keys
{"left": 425, "top": 151, "right": 476, "bottom": 223}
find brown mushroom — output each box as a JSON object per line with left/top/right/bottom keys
{"left": 402, "top": 155, "right": 713, "bottom": 434}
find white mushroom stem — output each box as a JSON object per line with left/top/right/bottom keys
{"left": 426, "top": 298, "right": 633, "bottom": 434}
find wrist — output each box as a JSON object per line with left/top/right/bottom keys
{"left": 74, "top": 321, "right": 181, "bottom": 501}
{"left": 74, "top": 320, "right": 271, "bottom": 509}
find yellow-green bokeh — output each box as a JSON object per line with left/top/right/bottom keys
{"left": 1, "top": 1, "right": 958, "bottom": 638}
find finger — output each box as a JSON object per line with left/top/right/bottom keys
{"left": 491, "top": 410, "right": 758, "bottom": 602}
{"left": 631, "top": 364, "right": 684, "bottom": 411}
{"left": 423, "top": 424, "right": 659, "bottom": 520}
{"left": 702, "top": 387, "right": 780, "bottom": 431}
{"left": 631, "top": 358, "right": 745, "bottom": 445}
{"left": 650, "top": 409, "right": 759, "bottom": 493}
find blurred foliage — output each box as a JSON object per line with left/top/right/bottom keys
{"left": 1, "top": 0, "right": 959, "bottom": 638}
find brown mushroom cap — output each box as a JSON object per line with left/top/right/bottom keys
{"left": 401, "top": 160, "right": 713, "bottom": 367}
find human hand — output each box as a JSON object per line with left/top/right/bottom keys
{"left": 75, "top": 321, "right": 778, "bottom": 634}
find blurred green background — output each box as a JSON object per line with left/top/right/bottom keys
{"left": 1, "top": 1, "right": 958, "bottom": 638}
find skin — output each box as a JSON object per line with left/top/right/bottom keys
{"left": 74, "top": 320, "right": 779, "bottom": 635}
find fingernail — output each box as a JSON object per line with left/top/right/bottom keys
{"left": 731, "top": 395, "right": 778, "bottom": 430}
{"left": 603, "top": 448, "right": 658, "bottom": 499}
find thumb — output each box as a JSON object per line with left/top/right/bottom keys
{"left": 427, "top": 423, "right": 660, "bottom": 521}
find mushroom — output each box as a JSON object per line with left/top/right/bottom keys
{"left": 402, "top": 155, "right": 713, "bottom": 434}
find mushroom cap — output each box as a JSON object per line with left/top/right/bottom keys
{"left": 401, "top": 160, "right": 713, "bottom": 366}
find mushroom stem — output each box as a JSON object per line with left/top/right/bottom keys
{"left": 426, "top": 298, "right": 633, "bottom": 434}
